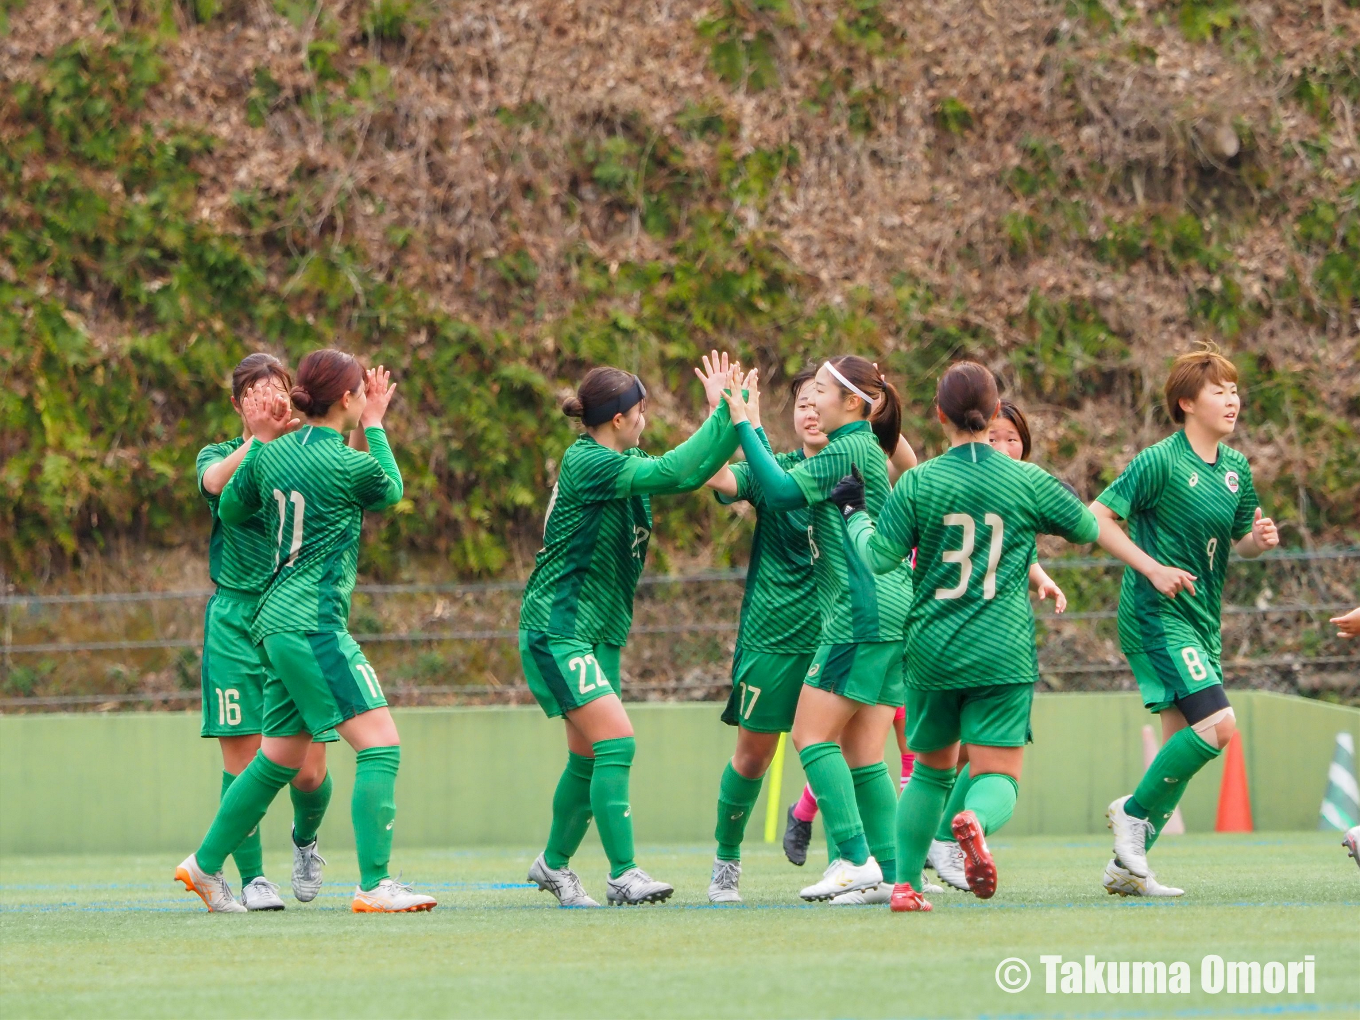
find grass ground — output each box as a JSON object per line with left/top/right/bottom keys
{"left": 1, "top": 834, "right": 1357, "bottom": 1019}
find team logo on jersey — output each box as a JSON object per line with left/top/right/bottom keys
{"left": 1188, "top": 472, "right": 1199, "bottom": 487}
{"left": 1224, "top": 470, "right": 1239, "bottom": 493}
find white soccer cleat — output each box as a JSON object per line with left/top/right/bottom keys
{"left": 351, "top": 878, "right": 437, "bottom": 913}
{"left": 926, "top": 838, "right": 970, "bottom": 892}
{"left": 708, "top": 858, "right": 742, "bottom": 904}
{"left": 1343, "top": 826, "right": 1359, "bottom": 872}
{"left": 241, "top": 876, "right": 286, "bottom": 911}
{"left": 174, "top": 854, "right": 247, "bottom": 913}
{"left": 799, "top": 856, "right": 882, "bottom": 901}
{"left": 606, "top": 867, "right": 674, "bottom": 905}
{"left": 919, "top": 874, "right": 945, "bottom": 895}
{"left": 1106, "top": 795, "right": 1155, "bottom": 878}
{"left": 528, "top": 853, "right": 599, "bottom": 907}
{"left": 1103, "top": 858, "right": 1184, "bottom": 897}
{"left": 291, "top": 833, "right": 326, "bottom": 903}
{"left": 830, "top": 880, "right": 892, "bottom": 905}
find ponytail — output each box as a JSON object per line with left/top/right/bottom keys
{"left": 825, "top": 355, "right": 900, "bottom": 455}
{"left": 936, "top": 361, "right": 999, "bottom": 434}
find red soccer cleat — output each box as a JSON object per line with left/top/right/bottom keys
{"left": 889, "top": 882, "right": 932, "bottom": 912}
{"left": 951, "top": 810, "right": 997, "bottom": 900}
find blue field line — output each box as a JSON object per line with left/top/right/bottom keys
{"left": 972, "top": 1001, "right": 1360, "bottom": 1020}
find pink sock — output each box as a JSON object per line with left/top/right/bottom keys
{"left": 792, "top": 783, "right": 818, "bottom": 822}
{"left": 900, "top": 752, "right": 916, "bottom": 791}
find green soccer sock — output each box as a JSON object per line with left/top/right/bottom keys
{"left": 591, "top": 737, "right": 637, "bottom": 879}
{"left": 290, "top": 770, "right": 332, "bottom": 846}
{"left": 934, "top": 763, "right": 971, "bottom": 842}
{"left": 353, "top": 746, "right": 400, "bottom": 892}
{"left": 798, "top": 742, "right": 868, "bottom": 866}
{"left": 895, "top": 762, "right": 956, "bottom": 891}
{"left": 964, "top": 772, "right": 1019, "bottom": 835}
{"left": 544, "top": 752, "right": 594, "bottom": 870}
{"left": 851, "top": 762, "right": 897, "bottom": 883}
{"left": 221, "top": 770, "right": 264, "bottom": 884}
{"left": 197, "top": 752, "right": 298, "bottom": 875}
{"left": 1127, "top": 727, "right": 1221, "bottom": 846}
{"left": 714, "top": 762, "right": 765, "bottom": 862}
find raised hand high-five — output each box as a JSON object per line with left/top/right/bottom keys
{"left": 239, "top": 382, "right": 297, "bottom": 442}
{"left": 696, "top": 350, "right": 738, "bottom": 411}
{"left": 359, "top": 366, "right": 397, "bottom": 428}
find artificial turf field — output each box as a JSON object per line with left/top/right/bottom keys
{"left": 1, "top": 834, "right": 1357, "bottom": 1019}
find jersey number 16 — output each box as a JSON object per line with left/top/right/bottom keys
{"left": 935, "top": 513, "right": 1005, "bottom": 601}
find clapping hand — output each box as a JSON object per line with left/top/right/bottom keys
{"left": 240, "top": 383, "right": 298, "bottom": 442}
{"left": 359, "top": 366, "right": 397, "bottom": 428}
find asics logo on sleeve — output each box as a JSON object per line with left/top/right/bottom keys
{"left": 1188, "top": 472, "right": 1199, "bottom": 487}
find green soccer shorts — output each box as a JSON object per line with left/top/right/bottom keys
{"left": 258, "top": 631, "right": 386, "bottom": 738}
{"left": 200, "top": 594, "right": 338, "bottom": 742}
{"left": 803, "top": 640, "right": 905, "bottom": 708}
{"left": 905, "top": 681, "right": 1034, "bottom": 753}
{"left": 519, "top": 630, "right": 622, "bottom": 719}
{"left": 722, "top": 647, "right": 814, "bottom": 733}
{"left": 1127, "top": 643, "right": 1223, "bottom": 713}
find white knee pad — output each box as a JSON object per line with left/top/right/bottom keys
{"left": 1191, "top": 707, "right": 1235, "bottom": 749}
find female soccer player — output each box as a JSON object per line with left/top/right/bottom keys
{"left": 1095, "top": 347, "right": 1278, "bottom": 894}
{"left": 702, "top": 369, "right": 824, "bottom": 903}
{"left": 721, "top": 357, "right": 913, "bottom": 905}
{"left": 196, "top": 354, "right": 334, "bottom": 910}
{"left": 177, "top": 350, "right": 436, "bottom": 913}
{"left": 522, "top": 354, "right": 743, "bottom": 907}
{"left": 925, "top": 398, "right": 1070, "bottom": 892}
{"left": 836, "top": 360, "right": 1099, "bottom": 911}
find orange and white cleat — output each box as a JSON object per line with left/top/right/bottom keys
{"left": 351, "top": 878, "right": 437, "bottom": 913}
{"left": 889, "top": 881, "right": 932, "bottom": 912}
{"left": 951, "top": 810, "right": 997, "bottom": 900}
{"left": 175, "top": 854, "right": 247, "bottom": 913}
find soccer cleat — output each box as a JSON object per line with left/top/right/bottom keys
{"left": 606, "top": 867, "right": 674, "bottom": 905}
{"left": 798, "top": 856, "right": 882, "bottom": 901}
{"left": 1106, "top": 795, "right": 1155, "bottom": 878}
{"left": 926, "top": 838, "right": 970, "bottom": 892}
{"left": 830, "top": 880, "right": 892, "bottom": 905}
{"left": 351, "top": 878, "right": 437, "bottom": 913}
{"left": 1102, "top": 858, "right": 1183, "bottom": 897}
{"left": 1342, "top": 826, "right": 1359, "bottom": 872}
{"left": 241, "top": 876, "right": 286, "bottom": 911}
{"left": 708, "top": 857, "right": 742, "bottom": 904}
{"left": 951, "top": 810, "right": 997, "bottom": 900}
{"left": 527, "top": 853, "right": 599, "bottom": 907}
{"left": 783, "top": 804, "right": 812, "bottom": 866}
{"left": 174, "top": 854, "right": 247, "bottom": 913}
{"left": 291, "top": 832, "right": 326, "bottom": 903}
{"left": 919, "top": 874, "right": 945, "bottom": 895}
{"left": 889, "top": 881, "right": 933, "bottom": 912}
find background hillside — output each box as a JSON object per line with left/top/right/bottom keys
{"left": 0, "top": 1, "right": 1357, "bottom": 702}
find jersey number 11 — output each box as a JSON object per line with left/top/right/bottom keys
{"left": 272, "top": 489, "right": 305, "bottom": 568}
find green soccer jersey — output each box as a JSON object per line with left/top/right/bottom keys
{"left": 1095, "top": 429, "right": 1258, "bottom": 659}
{"left": 518, "top": 403, "right": 739, "bottom": 647}
{"left": 218, "top": 424, "right": 403, "bottom": 641}
{"left": 848, "top": 442, "right": 1099, "bottom": 689}
{"left": 197, "top": 437, "right": 275, "bottom": 597}
{"left": 736, "top": 419, "right": 913, "bottom": 645}
{"left": 718, "top": 433, "right": 818, "bottom": 654}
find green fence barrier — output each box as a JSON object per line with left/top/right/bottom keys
{"left": 1, "top": 692, "right": 1355, "bottom": 855}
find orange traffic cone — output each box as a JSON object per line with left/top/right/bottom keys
{"left": 1215, "top": 730, "right": 1253, "bottom": 832}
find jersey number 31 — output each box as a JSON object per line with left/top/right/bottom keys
{"left": 935, "top": 513, "right": 1004, "bottom": 600}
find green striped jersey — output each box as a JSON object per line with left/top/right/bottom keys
{"left": 518, "top": 403, "right": 739, "bottom": 647}
{"left": 197, "top": 437, "right": 273, "bottom": 597}
{"left": 789, "top": 420, "right": 913, "bottom": 645}
{"left": 218, "top": 425, "right": 403, "bottom": 640}
{"left": 721, "top": 445, "right": 818, "bottom": 654}
{"left": 849, "top": 442, "right": 1099, "bottom": 689}
{"left": 1096, "top": 429, "right": 1258, "bottom": 658}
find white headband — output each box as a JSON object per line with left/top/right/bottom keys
{"left": 824, "top": 361, "right": 877, "bottom": 408}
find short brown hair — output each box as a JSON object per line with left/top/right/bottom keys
{"left": 291, "top": 349, "right": 364, "bottom": 417}
{"left": 231, "top": 353, "right": 291, "bottom": 402}
{"left": 1164, "top": 346, "right": 1238, "bottom": 424}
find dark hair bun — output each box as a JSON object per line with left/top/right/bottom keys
{"left": 561, "top": 395, "right": 585, "bottom": 418}
{"left": 963, "top": 409, "right": 988, "bottom": 431}
{"left": 290, "top": 386, "right": 315, "bottom": 414}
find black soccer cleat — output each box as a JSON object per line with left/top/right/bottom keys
{"left": 783, "top": 804, "right": 812, "bottom": 866}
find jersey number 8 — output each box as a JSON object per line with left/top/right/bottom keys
{"left": 935, "top": 513, "right": 1005, "bottom": 601}
{"left": 1180, "top": 647, "right": 1209, "bottom": 682}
